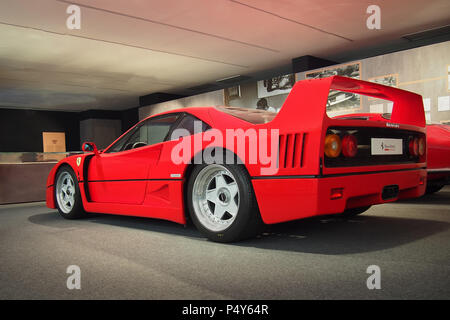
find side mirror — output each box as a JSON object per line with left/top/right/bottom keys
{"left": 82, "top": 142, "right": 99, "bottom": 155}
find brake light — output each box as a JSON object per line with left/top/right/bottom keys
{"left": 324, "top": 134, "right": 342, "bottom": 158}
{"left": 342, "top": 135, "right": 358, "bottom": 157}
{"left": 418, "top": 137, "right": 425, "bottom": 156}
{"left": 409, "top": 137, "right": 419, "bottom": 156}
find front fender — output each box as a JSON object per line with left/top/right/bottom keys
{"left": 46, "top": 153, "right": 90, "bottom": 209}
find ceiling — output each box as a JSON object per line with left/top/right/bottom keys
{"left": 0, "top": 0, "right": 449, "bottom": 111}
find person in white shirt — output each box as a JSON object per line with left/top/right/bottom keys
{"left": 257, "top": 98, "right": 278, "bottom": 113}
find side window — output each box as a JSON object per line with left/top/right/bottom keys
{"left": 146, "top": 114, "right": 179, "bottom": 145}
{"left": 122, "top": 124, "right": 149, "bottom": 151}
{"left": 105, "top": 114, "right": 179, "bottom": 153}
{"left": 105, "top": 124, "right": 142, "bottom": 153}
{"left": 171, "top": 114, "right": 210, "bottom": 139}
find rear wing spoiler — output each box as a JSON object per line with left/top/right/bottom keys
{"left": 273, "top": 75, "right": 425, "bottom": 129}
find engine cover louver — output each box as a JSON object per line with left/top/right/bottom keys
{"left": 278, "top": 133, "right": 306, "bottom": 168}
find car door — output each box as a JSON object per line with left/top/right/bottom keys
{"left": 149, "top": 113, "right": 212, "bottom": 179}
{"left": 86, "top": 113, "right": 181, "bottom": 204}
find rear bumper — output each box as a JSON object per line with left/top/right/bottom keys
{"left": 252, "top": 168, "right": 427, "bottom": 224}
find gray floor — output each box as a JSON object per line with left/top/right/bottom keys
{"left": 1, "top": 187, "right": 449, "bottom": 300}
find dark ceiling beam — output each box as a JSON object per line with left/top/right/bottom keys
{"left": 292, "top": 55, "right": 338, "bottom": 73}
{"left": 139, "top": 92, "right": 187, "bottom": 107}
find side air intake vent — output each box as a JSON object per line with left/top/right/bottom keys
{"left": 278, "top": 133, "right": 307, "bottom": 168}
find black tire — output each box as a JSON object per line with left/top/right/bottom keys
{"left": 187, "top": 163, "right": 263, "bottom": 242}
{"left": 425, "top": 184, "right": 445, "bottom": 195}
{"left": 54, "top": 166, "right": 85, "bottom": 219}
{"left": 342, "top": 206, "right": 371, "bottom": 217}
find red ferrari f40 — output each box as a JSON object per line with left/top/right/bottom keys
{"left": 46, "top": 76, "right": 427, "bottom": 242}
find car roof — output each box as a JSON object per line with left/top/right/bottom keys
{"left": 141, "top": 105, "right": 274, "bottom": 128}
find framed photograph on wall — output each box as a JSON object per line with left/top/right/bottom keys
{"left": 368, "top": 74, "right": 398, "bottom": 87}
{"left": 305, "top": 61, "right": 362, "bottom": 114}
{"left": 367, "top": 74, "right": 399, "bottom": 100}
{"left": 223, "top": 85, "right": 241, "bottom": 106}
{"left": 257, "top": 74, "right": 295, "bottom": 98}
{"left": 226, "top": 86, "right": 241, "bottom": 99}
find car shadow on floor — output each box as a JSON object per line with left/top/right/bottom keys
{"left": 396, "top": 188, "right": 450, "bottom": 205}
{"left": 28, "top": 211, "right": 204, "bottom": 238}
{"left": 236, "top": 214, "right": 449, "bottom": 254}
{"left": 30, "top": 210, "right": 449, "bottom": 255}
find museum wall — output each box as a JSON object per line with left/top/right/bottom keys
{"left": 80, "top": 118, "right": 122, "bottom": 150}
{"left": 121, "top": 107, "right": 139, "bottom": 132}
{"left": 0, "top": 108, "right": 80, "bottom": 152}
{"left": 0, "top": 107, "right": 139, "bottom": 153}
{"left": 227, "top": 42, "right": 449, "bottom": 123}
{"left": 296, "top": 41, "right": 450, "bottom": 123}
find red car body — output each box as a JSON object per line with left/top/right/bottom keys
{"left": 335, "top": 113, "right": 450, "bottom": 192}
{"left": 425, "top": 124, "right": 450, "bottom": 190}
{"left": 46, "top": 76, "right": 427, "bottom": 227}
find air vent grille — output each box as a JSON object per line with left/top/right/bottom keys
{"left": 278, "top": 133, "right": 306, "bottom": 168}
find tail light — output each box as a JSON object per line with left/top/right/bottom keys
{"left": 342, "top": 134, "right": 358, "bottom": 157}
{"left": 409, "top": 137, "right": 419, "bottom": 156}
{"left": 418, "top": 137, "right": 425, "bottom": 156}
{"left": 324, "top": 134, "right": 342, "bottom": 158}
